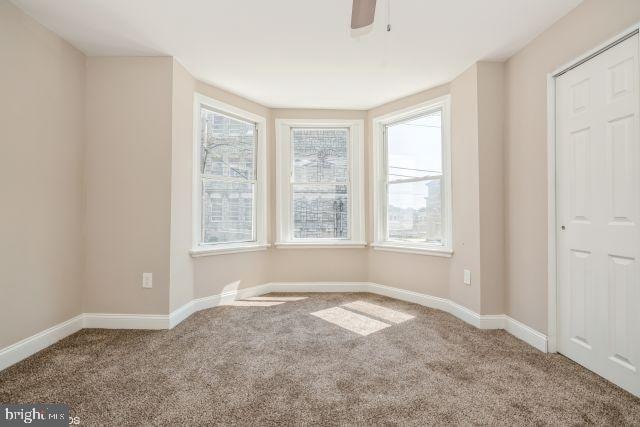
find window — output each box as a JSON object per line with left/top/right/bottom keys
{"left": 275, "top": 119, "right": 365, "bottom": 247}
{"left": 372, "top": 96, "right": 452, "bottom": 256}
{"left": 191, "top": 94, "right": 268, "bottom": 257}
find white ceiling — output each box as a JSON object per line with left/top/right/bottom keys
{"left": 11, "top": 0, "right": 582, "bottom": 109}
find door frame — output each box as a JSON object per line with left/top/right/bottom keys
{"left": 546, "top": 22, "right": 640, "bottom": 354}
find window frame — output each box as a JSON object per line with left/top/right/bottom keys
{"left": 371, "top": 95, "right": 453, "bottom": 257}
{"left": 275, "top": 119, "right": 365, "bottom": 248}
{"left": 190, "top": 93, "right": 268, "bottom": 257}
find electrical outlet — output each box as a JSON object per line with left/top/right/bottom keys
{"left": 142, "top": 272, "right": 153, "bottom": 289}
{"left": 463, "top": 269, "right": 471, "bottom": 286}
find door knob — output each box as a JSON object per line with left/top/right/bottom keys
{"left": 561, "top": 225, "right": 566, "bottom": 231}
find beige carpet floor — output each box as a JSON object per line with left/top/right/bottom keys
{"left": 1, "top": 292, "right": 639, "bottom": 426}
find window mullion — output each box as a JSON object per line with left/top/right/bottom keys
{"left": 290, "top": 181, "right": 348, "bottom": 186}
{"left": 202, "top": 174, "right": 255, "bottom": 184}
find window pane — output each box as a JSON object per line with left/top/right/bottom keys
{"left": 292, "top": 128, "right": 348, "bottom": 183}
{"left": 200, "top": 108, "right": 255, "bottom": 179}
{"left": 386, "top": 110, "right": 443, "bottom": 245}
{"left": 293, "top": 184, "right": 348, "bottom": 239}
{"left": 387, "top": 178, "right": 443, "bottom": 245}
{"left": 202, "top": 179, "right": 254, "bottom": 244}
{"left": 387, "top": 110, "right": 441, "bottom": 183}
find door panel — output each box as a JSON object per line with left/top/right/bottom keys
{"left": 569, "top": 249, "right": 592, "bottom": 349}
{"left": 557, "top": 34, "right": 640, "bottom": 397}
{"left": 570, "top": 128, "right": 591, "bottom": 222}
{"left": 608, "top": 116, "right": 634, "bottom": 223}
{"left": 607, "top": 255, "right": 636, "bottom": 372}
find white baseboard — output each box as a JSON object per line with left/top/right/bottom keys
{"left": 169, "top": 282, "right": 271, "bottom": 328}
{"left": 447, "top": 300, "right": 486, "bottom": 328}
{"left": 83, "top": 313, "right": 170, "bottom": 330}
{"left": 505, "top": 316, "right": 548, "bottom": 352}
{"left": 478, "top": 314, "right": 508, "bottom": 330}
{"left": 267, "top": 282, "right": 371, "bottom": 293}
{"left": 368, "top": 282, "right": 451, "bottom": 312}
{"left": 0, "top": 281, "right": 548, "bottom": 372}
{"left": 168, "top": 302, "right": 194, "bottom": 329}
{"left": 0, "top": 314, "right": 84, "bottom": 371}
{"left": 0, "top": 282, "right": 265, "bottom": 370}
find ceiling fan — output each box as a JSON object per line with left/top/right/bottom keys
{"left": 351, "top": 0, "right": 390, "bottom": 36}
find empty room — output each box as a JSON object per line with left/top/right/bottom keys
{"left": 1, "top": 0, "right": 640, "bottom": 425}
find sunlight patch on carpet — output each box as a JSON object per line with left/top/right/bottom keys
{"left": 310, "top": 307, "right": 390, "bottom": 336}
{"left": 342, "top": 300, "right": 414, "bottom": 324}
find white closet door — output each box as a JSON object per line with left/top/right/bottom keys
{"left": 556, "top": 33, "right": 640, "bottom": 397}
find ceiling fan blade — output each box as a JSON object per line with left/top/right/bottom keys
{"left": 351, "top": 0, "right": 376, "bottom": 30}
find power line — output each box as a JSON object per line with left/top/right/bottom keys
{"left": 389, "top": 166, "right": 441, "bottom": 173}
{"left": 394, "top": 123, "right": 441, "bottom": 128}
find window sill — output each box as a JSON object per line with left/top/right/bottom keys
{"left": 371, "top": 243, "right": 453, "bottom": 257}
{"left": 190, "top": 243, "right": 270, "bottom": 258}
{"left": 274, "top": 241, "right": 367, "bottom": 249}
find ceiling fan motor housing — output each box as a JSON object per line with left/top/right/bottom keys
{"left": 351, "top": 0, "right": 377, "bottom": 30}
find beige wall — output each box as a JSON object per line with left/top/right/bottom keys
{"left": 169, "top": 60, "right": 196, "bottom": 311}
{"left": 84, "top": 57, "right": 173, "bottom": 314}
{"left": 504, "top": 0, "right": 640, "bottom": 332}
{"left": 368, "top": 250, "right": 451, "bottom": 297}
{"left": 0, "top": 1, "right": 85, "bottom": 348}
{"left": 195, "top": 81, "right": 271, "bottom": 126}
{"left": 477, "top": 62, "right": 505, "bottom": 315}
{"left": 448, "top": 64, "right": 482, "bottom": 313}
{"left": 194, "top": 251, "right": 271, "bottom": 298}
{"left": 367, "top": 84, "right": 451, "bottom": 119}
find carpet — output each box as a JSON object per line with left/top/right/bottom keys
{"left": 1, "top": 292, "right": 639, "bottom": 425}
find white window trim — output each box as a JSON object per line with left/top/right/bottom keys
{"left": 371, "top": 95, "right": 453, "bottom": 257}
{"left": 190, "top": 93, "right": 269, "bottom": 257}
{"left": 275, "top": 118, "right": 365, "bottom": 248}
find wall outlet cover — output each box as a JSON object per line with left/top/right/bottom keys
{"left": 463, "top": 269, "right": 471, "bottom": 285}
{"left": 142, "top": 272, "right": 153, "bottom": 288}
